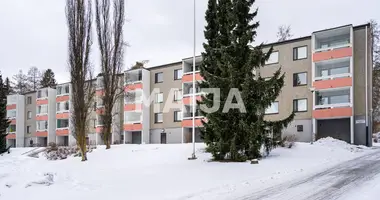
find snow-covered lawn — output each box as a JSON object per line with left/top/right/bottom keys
{"left": 0, "top": 138, "right": 377, "bottom": 200}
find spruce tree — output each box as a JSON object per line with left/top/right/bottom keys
{"left": 40, "top": 69, "right": 57, "bottom": 88}
{"left": 199, "top": 0, "right": 235, "bottom": 160}
{"left": 200, "top": 0, "right": 294, "bottom": 161}
{"left": 0, "top": 75, "right": 11, "bottom": 152}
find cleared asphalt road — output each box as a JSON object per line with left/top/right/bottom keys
{"left": 236, "top": 149, "right": 380, "bottom": 200}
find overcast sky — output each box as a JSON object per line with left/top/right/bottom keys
{"left": 0, "top": 0, "right": 379, "bottom": 83}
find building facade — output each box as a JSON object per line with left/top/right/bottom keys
{"left": 5, "top": 23, "right": 373, "bottom": 147}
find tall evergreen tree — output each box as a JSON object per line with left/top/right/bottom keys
{"left": 4, "top": 77, "right": 13, "bottom": 95}
{"left": 200, "top": 0, "right": 294, "bottom": 161}
{"left": 40, "top": 69, "right": 57, "bottom": 88}
{"left": 0, "top": 75, "right": 11, "bottom": 152}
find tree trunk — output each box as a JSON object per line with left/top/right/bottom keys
{"left": 80, "top": 144, "right": 87, "bottom": 161}
{"left": 106, "top": 140, "right": 111, "bottom": 149}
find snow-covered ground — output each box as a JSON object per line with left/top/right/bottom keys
{"left": 0, "top": 139, "right": 378, "bottom": 200}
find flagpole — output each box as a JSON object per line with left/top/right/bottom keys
{"left": 189, "top": 0, "right": 197, "bottom": 160}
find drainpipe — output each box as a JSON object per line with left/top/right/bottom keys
{"left": 365, "top": 26, "right": 369, "bottom": 146}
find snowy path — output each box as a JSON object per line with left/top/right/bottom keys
{"left": 236, "top": 149, "right": 380, "bottom": 200}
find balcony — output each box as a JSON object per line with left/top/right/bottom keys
{"left": 315, "top": 57, "right": 350, "bottom": 80}
{"left": 183, "top": 56, "right": 202, "bottom": 74}
{"left": 7, "top": 125, "right": 16, "bottom": 134}
{"left": 313, "top": 88, "right": 352, "bottom": 119}
{"left": 313, "top": 26, "right": 352, "bottom": 62}
{"left": 36, "top": 121, "right": 48, "bottom": 132}
{"left": 124, "top": 111, "right": 142, "bottom": 124}
{"left": 37, "top": 88, "right": 49, "bottom": 99}
{"left": 124, "top": 90, "right": 143, "bottom": 104}
{"left": 183, "top": 82, "right": 201, "bottom": 96}
{"left": 183, "top": 105, "right": 202, "bottom": 119}
{"left": 314, "top": 57, "right": 352, "bottom": 89}
{"left": 314, "top": 26, "right": 351, "bottom": 52}
{"left": 57, "top": 119, "right": 69, "bottom": 130}
{"left": 56, "top": 84, "right": 70, "bottom": 96}
{"left": 6, "top": 109, "right": 16, "bottom": 120}
{"left": 125, "top": 69, "right": 142, "bottom": 85}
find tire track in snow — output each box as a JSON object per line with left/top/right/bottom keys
{"left": 237, "top": 149, "right": 380, "bottom": 200}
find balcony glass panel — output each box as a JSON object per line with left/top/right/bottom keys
{"left": 183, "top": 105, "right": 201, "bottom": 118}
{"left": 57, "top": 84, "right": 70, "bottom": 95}
{"left": 314, "top": 26, "right": 351, "bottom": 51}
{"left": 183, "top": 62, "right": 201, "bottom": 74}
{"left": 183, "top": 83, "right": 201, "bottom": 95}
{"left": 7, "top": 95, "right": 17, "bottom": 104}
{"left": 124, "top": 111, "right": 142, "bottom": 123}
{"left": 57, "top": 119, "right": 69, "bottom": 129}
{"left": 7, "top": 125, "right": 16, "bottom": 133}
{"left": 315, "top": 58, "right": 350, "bottom": 78}
{"left": 125, "top": 90, "right": 143, "bottom": 103}
{"left": 37, "top": 104, "right": 48, "bottom": 115}
{"left": 125, "top": 70, "right": 142, "bottom": 83}
{"left": 316, "top": 89, "right": 350, "bottom": 106}
{"left": 37, "top": 88, "right": 48, "bottom": 99}
{"left": 36, "top": 120, "right": 48, "bottom": 131}
{"left": 7, "top": 110, "right": 16, "bottom": 118}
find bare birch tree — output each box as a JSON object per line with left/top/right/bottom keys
{"left": 27, "top": 66, "right": 41, "bottom": 91}
{"left": 277, "top": 25, "right": 293, "bottom": 42}
{"left": 66, "top": 0, "right": 95, "bottom": 161}
{"left": 95, "top": 0, "right": 126, "bottom": 149}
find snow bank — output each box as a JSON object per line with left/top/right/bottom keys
{"left": 315, "top": 137, "right": 368, "bottom": 152}
{"left": 0, "top": 142, "right": 375, "bottom": 200}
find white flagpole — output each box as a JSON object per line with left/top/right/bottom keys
{"left": 190, "top": 0, "right": 197, "bottom": 160}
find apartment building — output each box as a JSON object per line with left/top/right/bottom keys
{"left": 260, "top": 24, "right": 372, "bottom": 146}
{"left": 5, "top": 23, "right": 373, "bottom": 147}
{"left": 5, "top": 94, "right": 25, "bottom": 147}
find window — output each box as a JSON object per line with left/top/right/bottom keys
{"left": 174, "top": 69, "right": 183, "bottom": 80}
{"left": 57, "top": 119, "right": 69, "bottom": 129}
{"left": 155, "top": 72, "right": 163, "bottom": 83}
{"left": 265, "top": 51, "right": 279, "bottom": 65}
{"left": 293, "top": 72, "right": 307, "bottom": 86}
{"left": 27, "top": 111, "right": 32, "bottom": 119}
{"left": 293, "top": 46, "right": 307, "bottom": 60}
{"left": 293, "top": 99, "right": 307, "bottom": 112}
{"left": 265, "top": 102, "right": 279, "bottom": 114}
{"left": 297, "top": 125, "right": 303, "bottom": 132}
{"left": 174, "top": 111, "right": 182, "bottom": 122}
{"left": 155, "top": 93, "right": 163, "bottom": 103}
{"left": 36, "top": 121, "right": 48, "bottom": 131}
{"left": 93, "top": 102, "right": 97, "bottom": 111}
{"left": 154, "top": 113, "right": 163, "bottom": 123}
{"left": 37, "top": 105, "right": 48, "bottom": 114}
{"left": 27, "top": 96, "right": 32, "bottom": 104}
{"left": 174, "top": 90, "right": 182, "bottom": 101}
{"left": 6, "top": 110, "right": 16, "bottom": 118}
{"left": 27, "top": 126, "right": 31, "bottom": 134}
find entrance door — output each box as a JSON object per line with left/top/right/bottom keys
{"left": 132, "top": 132, "right": 142, "bottom": 144}
{"left": 161, "top": 132, "right": 167, "bottom": 144}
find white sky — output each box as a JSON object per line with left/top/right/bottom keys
{"left": 0, "top": 0, "right": 379, "bottom": 83}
